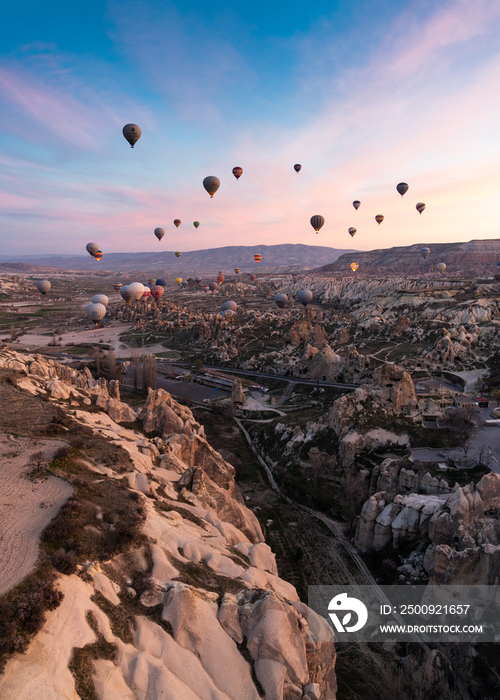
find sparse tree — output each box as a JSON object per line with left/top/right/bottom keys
{"left": 448, "top": 407, "right": 477, "bottom": 456}
{"left": 106, "top": 349, "right": 117, "bottom": 380}
{"left": 10, "top": 325, "right": 16, "bottom": 342}
{"left": 133, "top": 350, "right": 140, "bottom": 390}
{"left": 142, "top": 354, "right": 157, "bottom": 391}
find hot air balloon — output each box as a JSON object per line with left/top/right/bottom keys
{"left": 36, "top": 280, "right": 51, "bottom": 295}
{"left": 294, "top": 164, "right": 301, "bottom": 173}
{"left": 420, "top": 247, "right": 430, "bottom": 259}
{"left": 195, "top": 276, "right": 202, "bottom": 283}
{"left": 254, "top": 254, "right": 262, "bottom": 263}
{"left": 292, "top": 274, "right": 299, "bottom": 282}
{"left": 416, "top": 202, "right": 426, "bottom": 214}
{"left": 150, "top": 284, "right": 164, "bottom": 301}
{"left": 128, "top": 282, "right": 145, "bottom": 301}
{"left": 181, "top": 280, "right": 188, "bottom": 288}
{"left": 203, "top": 176, "right": 220, "bottom": 198}
{"left": 221, "top": 301, "right": 237, "bottom": 312}
{"left": 122, "top": 124, "right": 141, "bottom": 148}
{"left": 120, "top": 286, "right": 133, "bottom": 305}
{"left": 209, "top": 281, "right": 218, "bottom": 292}
{"left": 250, "top": 274, "right": 256, "bottom": 283}
{"left": 232, "top": 166, "right": 243, "bottom": 180}
{"left": 375, "top": 215, "right": 384, "bottom": 225}
{"left": 203, "top": 285, "right": 210, "bottom": 293}
{"left": 297, "top": 289, "right": 313, "bottom": 307}
{"left": 350, "top": 263, "right": 358, "bottom": 272}
{"left": 348, "top": 227, "right": 357, "bottom": 238}
{"left": 148, "top": 278, "right": 156, "bottom": 287}
{"left": 221, "top": 309, "right": 235, "bottom": 320}
{"left": 436, "top": 262, "right": 446, "bottom": 273}
{"left": 193, "top": 221, "right": 200, "bottom": 228}
{"left": 92, "top": 294, "right": 109, "bottom": 306}
{"left": 154, "top": 228, "right": 165, "bottom": 241}
{"left": 396, "top": 182, "right": 409, "bottom": 197}
{"left": 217, "top": 274, "right": 225, "bottom": 284}
{"left": 86, "top": 242, "right": 99, "bottom": 257}
{"left": 274, "top": 293, "right": 288, "bottom": 309}
{"left": 497, "top": 262, "right": 500, "bottom": 268}
{"left": 310, "top": 215, "right": 325, "bottom": 233}
{"left": 353, "top": 200, "right": 361, "bottom": 210}
{"left": 86, "top": 302, "right": 106, "bottom": 323}
{"left": 141, "top": 285, "right": 151, "bottom": 301}
{"left": 175, "top": 251, "right": 181, "bottom": 258}
{"left": 94, "top": 251, "right": 103, "bottom": 261}
{"left": 175, "top": 278, "right": 183, "bottom": 286}
{"left": 234, "top": 268, "right": 240, "bottom": 274}
{"left": 156, "top": 278, "right": 167, "bottom": 287}
{"left": 113, "top": 283, "right": 123, "bottom": 293}
{"left": 173, "top": 219, "right": 181, "bottom": 228}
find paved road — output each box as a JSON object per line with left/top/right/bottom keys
{"left": 157, "top": 361, "right": 359, "bottom": 391}
{"left": 121, "top": 365, "right": 230, "bottom": 403}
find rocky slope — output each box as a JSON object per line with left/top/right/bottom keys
{"left": 0, "top": 349, "right": 336, "bottom": 700}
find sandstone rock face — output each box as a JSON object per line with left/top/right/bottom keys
{"left": 0, "top": 350, "right": 336, "bottom": 699}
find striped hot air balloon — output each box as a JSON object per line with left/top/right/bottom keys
{"left": 348, "top": 227, "right": 356, "bottom": 237}
{"left": 232, "top": 166, "right": 243, "bottom": 180}
{"left": 350, "top": 262, "right": 359, "bottom": 272}
{"left": 416, "top": 202, "right": 426, "bottom": 214}
{"left": 234, "top": 268, "right": 240, "bottom": 274}
{"left": 254, "top": 254, "right": 262, "bottom": 263}
{"left": 375, "top": 215, "right": 384, "bottom": 225}
{"left": 175, "top": 251, "right": 181, "bottom": 258}
{"left": 310, "top": 215, "right": 325, "bottom": 233}
{"left": 150, "top": 285, "right": 164, "bottom": 301}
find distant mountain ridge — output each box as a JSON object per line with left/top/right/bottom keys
{"left": 316, "top": 239, "right": 500, "bottom": 274}
{"left": 0, "top": 244, "right": 356, "bottom": 274}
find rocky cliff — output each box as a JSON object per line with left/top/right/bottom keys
{"left": 0, "top": 350, "right": 336, "bottom": 700}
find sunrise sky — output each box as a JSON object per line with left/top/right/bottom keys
{"left": 1, "top": 0, "right": 500, "bottom": 256}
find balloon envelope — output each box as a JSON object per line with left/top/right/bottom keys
{"left": 420, "top": 247, "right": 430, "bottom": 259}
{"left": 36, "top": 280, "right": 51, "bottom": 295}
{"left": 113, "top": 283, "right": 123, "bottom": 293}
{"left": 375, "top": 215, "right": 384, "bottom": 225}
{"left": 154, "top": 228, "right": 165, "bottom": 241}
{"left": 120, "top": 286, "right": 133, "bottom": 304}
{"left": 141, "top": 286, "right": 151, "bottom": 300}
{"left": 193, "top": 221, "right": 200, "bottom": 228}
{"left": 353, "top": 200, "right": 361, "bottom": 210}
{"left": 128, "top": 282, "right": 145, "bottom": 301}
{"left": 350, "top": 262, "right": 358, "bottom": 272}
{"left": 156, "top": 278, "right": 167, "bottom": 287}
{"left": 294, "top": 164, "right": 301, "bottom": 173}
{"left": 274, "top": 293, "right": 288, "bottom": 309}
{"left": 122, "top": 123, "right": 141, "bottom": 148}
{"left": 209, "top": 281, "right": 218, "bottom": 292}
{"left": 203, "top": 176, "right": 220, "bottom": 198}
{"left": 232, "top": 166, "right": 243, "bottom": 180}
{"left": 221, "top": 309, "right": 235, "bottom": 319}
{"left": 92, "top": 294, "right": 109, "bottom": 306}
{"left": 86, "top": 302, "right": 106, "bottom": 322}
{"left": 175, "top": 278, "right": 182, "bottom": 285}
{"left": 234, "top": 268, "right": 240, "bottom": 274}
{"left": 221, "top": 300, "right": 237, "bottom": 312}
{"left": 250, "top": 274, "right": 256, "bottom": 282}
{"left": 396, "top": 182, "right": 409, "bottom": 196}
{"left": 436, "top": 262, "right": 446, "bottom": 272}
{"left": 416, "top": 202, "right": 426, "bottom": 214}
{"left": 254, "top": 254, "right": 262, "bottom": 263}
{"left": 297, "top": 289, "right": 313, "bottom": 307}
{"left": 150, "top": 285, "right": 164, "bottom": 301}
{"left": 310, "top": 215, "right": 325, "bottom": 233}
{"left": 173, "top": 219, "right": 181, "bottom": 228}
{"left": 348, "top": 227, "right": 356, "bottom": 237}
{"left": 175, "top": 251, "right": 181, "bottom": 258}
{"left": 86, "top": 242, "right": 99, "bottom": 256}
{"left": 195, "top": 276, "right": 202, "bottom": 283}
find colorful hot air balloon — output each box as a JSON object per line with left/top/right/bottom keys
{"left": 36, "top": 280, "right": 51, "bottom": 295}
{"left": 92, "top": 294, "right": 108, "bottom": 306}
{"left": 396, "top": 182, "right": 409, "bottom": 197}
{"left": 297, "top": 289, "right": 313, "bottom": 307}
{"left": 232, "top": 166, "right": 243, "bottom": 180}
{"left": 94, "top": 251, "right": 103, "bottom": 261}
{"left": 175, "top": 278, "right": 183, "bottom": 286}
{"left": 148, "top": 278, "right": 156, "bottom": 287}
{"left": 420, "top": 247, "right": 430, "bottom": 259}
{"left": 217, "top": 274, "right": 225, "bottom": 284}
{"left": 294, "top": 164, "right": 301, "bottom": 173}
{"left": 234, "top": 268, "right": 240, "bottom": 274}
{"left": 436, "top": 262, "right": 446, "bottom": 273}
{"left": 254, "top": 254, "right": 262, "bottom": 263}
{"left": 353, "top": 200, "right": 361, "bottom": 210}
{"left": 194, "top": 276, "right": 202, "bottom": 283}
{"left": 416, "top": 202, "right": 426, "bottom": 214}
{"left": 209, "top": 281, "right": 218, "bottom": 292}
{"left": 375, "top": 215, "right": 384, "bottom": 225}
{"left": 221, "top": 309, "right": 235, "bottom": 320}
{"left": 156, "top": 278, "right": 167, "bottom": 287}
{"left": 250, "top": 274, "right": 256, "bottom": 282}
{"left": 154, "top": 227, "right": 165, "bottom": 241}
{"left": 181, "top": 280, "right": 188, "bottom": 288}
{"left": 141, "top": 286, "right": 151, "bottom": 302}
{"left": 86, "top": 242, "right": 99, "bottom": 257}
{"left": 113, "top": 283, "right": 123, "bottom": 293}
{"left": 274, "top": 293, "right": 288, "bottom": 309}
{"left": 350, "top": 262, "right": 359, "bottom": 272}
{"left": 310, "top": 215, "right": 325, "bottom": 233}
{"left": 120, "top": 286, "right": 133, "bottom": 305}
{"left": 150, "top": 285, "right": 164, "bottom": 301}
{"left": 193, "top": 221, "right": 200, "bottom": 228}
{"left": 86, "top": 302, "right": 106, "bottom": 323}
{"left": 173, "top": 219, "right": 181, "bottom": 228}
{"left": 175, "top": 251, "right": 181, "bottom": 258}
{"left": 221, "top": 301, "right": 237, "bottom": 312}
{"left": 122, "top": 124, "right": 141, "bottom": 148}
{"left": 203, "top": 176, "right": 220, "bottom": 198}
{"left": 203, "top": 285, "right": 210, "bottom": 293}
{"left": 348, "top": 227, "right": 357, "bottom": 238}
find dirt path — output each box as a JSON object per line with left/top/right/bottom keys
{"left": 0, "top": 436, "right": 72, "bottom": 596}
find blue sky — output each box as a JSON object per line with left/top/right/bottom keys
{"left": 1, "top": 0, "right": 500, "bottom": 256}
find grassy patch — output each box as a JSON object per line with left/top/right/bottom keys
{"left": 68, "top": 611, "right": 117, "bottom": 700}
